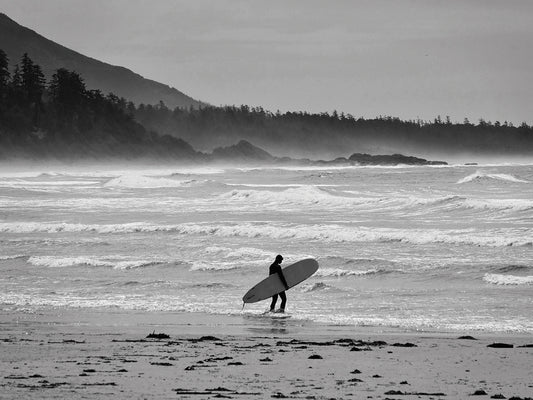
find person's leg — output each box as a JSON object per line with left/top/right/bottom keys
{"left": 270, "top": 294, "right": 278, "bottom": 311}
{"left": 279, "top": 291, "right": 287, "bottom": 311}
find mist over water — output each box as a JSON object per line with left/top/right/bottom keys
{"left": 1, "top": 163, "right": 532, "bottom": 333}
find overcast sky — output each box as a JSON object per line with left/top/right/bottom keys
{"left": 2, "top": 0, "right": 532, "bottom": 124}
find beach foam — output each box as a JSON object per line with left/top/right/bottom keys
{"left": 104, "top": 174, "right": 192, "bottom": 188}
{"left": 27, "top": 256, "right": 162, "bottom": 270}
{"left": 483, "top": 273, "right": 533, "bottom": 285}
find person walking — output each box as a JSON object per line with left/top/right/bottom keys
{"left": 269, "top": 254, "right": 289, "bottom": 312}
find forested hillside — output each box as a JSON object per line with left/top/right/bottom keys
{"left": 134, "top": 103, "right": 533, "bottom": 158}
{"left": 0, "top": 51, "right": 199, "bottom": 160}
{"left": 0, "top": 13, "right": 201, "bottom": 110}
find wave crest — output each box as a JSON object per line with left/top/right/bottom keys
{"left": 104, "top": 174, "right": 198, "bottom": 188}
{"left": 315, "top": 268, "right": 380, "bottom": 277}
{"left": 457, "top": 171, "right": 528, "bottom": 184}
{"left": 27, "top": 256, "right": 162, "bottom": 270}
{"left": 3, "top": 221, "right": 532, "bottom": 247}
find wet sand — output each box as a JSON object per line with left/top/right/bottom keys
{"left": 1, "top": 309, "right": 532, "bottom": 399}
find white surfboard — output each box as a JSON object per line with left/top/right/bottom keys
{"left": 242, "top": 258, "right": 319, "bottom": 304}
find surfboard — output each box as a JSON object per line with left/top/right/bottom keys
{"left": 242, "top": 258, "right": 319, "bottom": 304}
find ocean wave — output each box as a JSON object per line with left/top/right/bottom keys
{"left": 483, "top": 273, "right": 533, "bottom": 285}
{"left": 189, "top": 262, "right": 242, "bottom": 272}
{"left": 218, "top": 186, "right": 358, "bottom": 208}
{"left": 462, "top": 198, "right": 533, "bottom": 212}
{"left": 314, "top": 268, "right": 380, "bottom": 277}
{"left": 2, "top": 221, "right": 532, "bottom": 247}
{"left": 300, "top": 282, "right": 332, "bottom": 292}
{"left": 495, "top": 265, "right": 532, "bottom": 273}
{"left": 190, "top": 282, "right": 237, "bottom": 289}
{"left": 0, "top": 254, "right": 25, "bottom": 261}
{"left": 0, "top": 179, "right": 100, "bottom": 187}
{"left": 218, "top": 186, "right": 533, "bottom": 214}
{"left": 457, "top": 171, "right": 528, "bottom": 184}
{"left": 204, "top": 246, "right": 274, "bottom": 260}
{"left": 104, "top": 174, "right": 195, "bottom": 188}
{"left": 27, "top": 256, "right": 163, "bottom": 270}
{"left": 218, "top": 186, "right": 421, "bottom": 209}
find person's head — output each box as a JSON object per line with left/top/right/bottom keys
{"left": 275, "top": 254, "right": 283, "bottom": 264}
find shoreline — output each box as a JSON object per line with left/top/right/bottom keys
{"left": 3, "top": 307, "right": 532, "bottom": 340}
{"left": 1, "top": 308, "right": 532, "bottom": 399}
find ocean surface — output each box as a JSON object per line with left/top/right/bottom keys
{"left": 1, "top": 163, "right": 532, "bottom": 334}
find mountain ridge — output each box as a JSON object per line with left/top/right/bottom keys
{"left": 0, "top": 13, "right": 201, "bottom": 109}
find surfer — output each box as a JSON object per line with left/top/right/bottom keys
{"left": 269, "top": 255, "right": 289, "bottom": 312}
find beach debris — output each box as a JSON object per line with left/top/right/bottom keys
{"left": 82, "top": 382, "right": 117, "bottom": 386}
{"left": 47, "top": 339, "right": 85, "bottom": 344}
{"left": 350, "top": 346, "right": 372, "bottom": 351}
{"left": 174, "top": 387, "right": 261, "bottom": 396}
{"left": 490, "top": 395, "right": 506, "bottom": 399}
{"left": 272, "top": 392, "right": 289, "bottom": 398}
{"left": 372, "top": 374, "right": 382, "bottom": 378}
{"left": 150, "top": 362, "right": 173, "bottom": 366}
{"left": 197, "top": 336, "right": 221, "bottom": 342}
{"left": 308, "top": 354, "right": 323, "bottom": 359}
{"left": 472, "top": 389, "right": 488, "bottom": 395}
{"left": 487, "top": 343, "right": 514, "bottom": 348}
{"left": 517, "top": 344, "right": 533, "bottom": 348}
{"left": 227, "top": 361, "right": 244, "bottom": 366}
{"left": 458, "top": 335, "right": 477, "bottom": 340}
{"left": 384, "top": 390, "right": 446, "bottom": 396}
{"left": 146, "top": 331, "right": 170, "bottom": 339}
{"left": 82, "top": 369, "right": 96, "bottom": 373}
{"left": 350, "top": 369, "right": 361, "bottom": 374}
{"left": 400, "top": 381, "right": 409, "bottom": 384}
{"left": 260, "top": 357, "right": 272, "bottom": 362}
{"left": 391, "top": 342, "right": 417, "bottom": 347}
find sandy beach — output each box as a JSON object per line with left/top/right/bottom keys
{"left": 1, "top": 309, "right": 531, "bottom": 400}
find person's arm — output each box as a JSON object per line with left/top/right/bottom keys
{"left": 277, "top": 268, "right": 289, "bottom": 290}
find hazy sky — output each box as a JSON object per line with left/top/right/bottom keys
{"left": 2, "top": 0, "right": 532, "bottom": 124}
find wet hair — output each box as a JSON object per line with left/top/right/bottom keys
{"left": 275, "top": 254, "right": 283, "bottom": 263}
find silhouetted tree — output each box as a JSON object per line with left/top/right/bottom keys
{"left": 49, "top": 68, "right": 87, "bottom": 116}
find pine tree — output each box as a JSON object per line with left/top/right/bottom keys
{"left": 0, "top": 49, "right": 9, "bottom": 92}
{"left": 20, "top": 53, "right": 45, "bottom": 125}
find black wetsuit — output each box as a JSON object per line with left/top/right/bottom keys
{"left": 269, "top": 261, "right": 288, "bottom": 311}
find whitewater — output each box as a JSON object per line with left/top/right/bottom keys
{"left": 1, "top": 163, "right": 532, "bottom": 333}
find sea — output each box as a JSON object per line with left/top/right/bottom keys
{"left": 0, "top": 162, "right": 532, "bottom": 334}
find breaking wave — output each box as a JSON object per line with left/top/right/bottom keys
{"left": 218, "top": 186, "right": 360, "bottom": 208}
{"left": 218, "top": 186, "right": 533, "bottom": 214}
{"left": 483, "top": 273, "right": 533, "bottom": 285}
{"left": 104, "top": 174, "right": 199, "bottom": 188}
{"left": 314, "top": 268, "right": 381, "bottom": 277}
{"left": 2, "top": 221, "right": 532, "bottom": 247}
{"left": 457, "top": 171, "right": 528, "bottom": 184}
{"left": 189, "top": 262, "right": 242, "bottom": 272}
{"left": 0, "top": 254, "right": 25, "bottom": 261}
{"left": 27, "top": 256, "right": 163, "bottom": 270}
